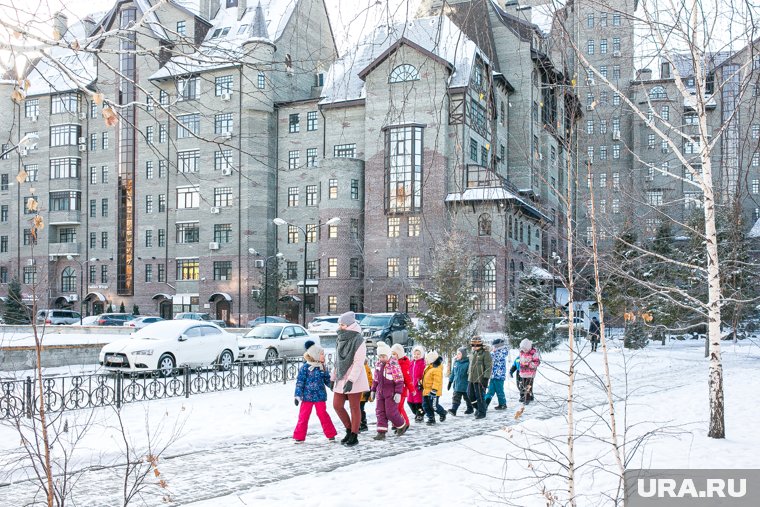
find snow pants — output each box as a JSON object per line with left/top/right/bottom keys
{"left": 397, "top": 393, "right": 409, "bottom": 426}
{"left": 450, "top": 390, "right": 473, "bottom": 414}
{"left": 520, "top": 377, "right": 535, "bottom": 403}
{"left": 485, "top": 378, "right": 506, "bottom": 407}
{"left": 468, "top": 381, "right": 487, "bottom": 417}
{"left": 422, "top": 394, "right": 446, "bottom": 421}
{"left": 293, "top": 401, "right": 338, "bottom": 441}
{"left": 375, "top": 395, "right": 405, "bottom": 432}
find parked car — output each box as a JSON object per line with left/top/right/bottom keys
{"left": 97, "top": 313, "right": 138, "bottom": 326}
{"left": 308, "top": 313, "right": 368, "bottom": 335}
{"left": 247, "top": 316, "right": 289, "bottom": 327}
{"left": 362, "top": 312, "right": 413, "bottom": 350}
{"left": 554, "top": 317, "right": 588, "bottom": 337}
{"left": 72, "top": 315, "right": 101, "bottom": 326}
{"left": 238, "top": 323, "right": 319, "bottom": 361}
{"left": 99, "top": 320, "right": 239, "bottom": 376}
{"left": 35, "top": 309, "right": 82, "bottom": 325}
{"left": 124, "top": 316, "right": 164, "bottom": 330}
{"left": 174, "top": 312, "right": 227, "bottom": 328}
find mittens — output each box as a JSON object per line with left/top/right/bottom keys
{"left": 393, "top": 393, "right": 401, "bottom": 403}
{"left": 447, "top": 382, "right": 452, "bottom": 391}
{"left": 343, "top": 381, "right": 353, "bottom": 393}
{"left": 369, "top": 392, "right": 376, "bottom": 402}
{"left": 294, "top": 396, "right": 301, "bottom": 406}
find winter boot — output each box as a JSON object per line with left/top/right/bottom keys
{"left": 359, "top": 421, "right": 368, "bottom": 432}
{"left": 395, "top": 423, "right": 409, "bottom": 436}
{"left": 344, "top": 432, "right": 359, "bottom": 447}
{"left": 447, "top": 409, "right": 457, "bottom": 417}
{"left": 340, "top": 429, "right": 351, "bottom": 444}
{"left": 426, "top": 418, "right": 436, "bottom": 425}
{"left": 494, "top": 405, "right": 507, "bottom": 411}
{"left": 439, "top": 412, "right": 447, "bottom": 422}
{"left": 372, "top": 432, "right": 386, "bottom": 441}
{"left": 475, "top": 413, "right": 486, "bottom": 420}
{"left": 414, "top": 413, "right": 424, "bottom": 423}
{"left": 463, "top": 408, "right": 474, "bottom": 415}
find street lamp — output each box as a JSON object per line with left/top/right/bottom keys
{"left": 0, "top": 133, "right": 40, "bottom": 158}
{"left": 66, "top": 255, "right": 96, "bottom": 324}
{"left": 273, "top": 216, "right": 341, "bottom": 326}
{"left": 249, "top": 248, "right": 284, "bottom": 321}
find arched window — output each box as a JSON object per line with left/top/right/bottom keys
{"left": 508, "top": 215, "right": 513, "bottom": 238}
{"left": 478, "top": 213, "right": 492, "bottom": 236}
{"left": 61, "top": 267, "right": 76, "bottom": 292}
{"left": 389, "top": 64, "right": 419, "bottom": 83}
{"left": 649, "top": 86, "right": 667, "bottom": 100}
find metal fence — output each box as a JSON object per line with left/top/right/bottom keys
{"left": 0, "top": 350, "right": 394, "bottom": 421}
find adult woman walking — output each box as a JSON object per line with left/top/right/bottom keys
{"left": 331, "top": 311, "right": 367, "bottom": 447}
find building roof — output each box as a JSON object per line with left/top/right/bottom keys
{"left": 320, "top": 15, "right": 482, "bottom": 105}
{"left": 444, "top": 186, "right": 548, "bottom": 221}
{"left": 748, "top": 217, "right": 760, "bottom": 239}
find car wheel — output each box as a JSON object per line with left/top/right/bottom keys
{"left": 265, "top": 348, "right": 278, "bottom": 361}
{"left": 157, "top": 354, "right": 176, "bottom": 377}
{"left": 217, "top": 349, "right": 234, "bottom": 371}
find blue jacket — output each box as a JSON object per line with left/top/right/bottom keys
{"left": 491, "top": 346, "right": 509, "bottom": 380}
{"left": 294, "top": 363, "right": 331, "bottom": 402}
{"left": 509, "top": 357, "right": 521, "bottom": 377}
{"left": 448, "top": 357, "right": 470, "bottom": 393}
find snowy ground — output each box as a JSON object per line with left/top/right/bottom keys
{"left": 1, "top": 336, "right": 758, "bottom": 506}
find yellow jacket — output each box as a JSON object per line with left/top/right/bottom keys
{"left": 422, "top": 364, "right": 443, "bottom": 396}
{"left": 360, "top": 363, "right": 373, "bottom": 402}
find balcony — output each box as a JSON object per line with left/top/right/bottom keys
{"left": 48, "top": 210, "right": 81, "bottom": 225}
{"left": 49, "top": 242, "right": 81, "bottom": 257}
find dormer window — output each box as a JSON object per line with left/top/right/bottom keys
{"left": 389, "top": 64, "right": 419, "bottom": 83}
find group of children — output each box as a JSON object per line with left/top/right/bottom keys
{"left": 291, "top": 335, "right": 542, "bottom": 443}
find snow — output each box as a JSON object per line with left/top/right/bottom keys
{"left": 1, "top": 337, "right": 759, "bottom": 505}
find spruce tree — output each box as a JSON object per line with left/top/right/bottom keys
{"left": 119, "top": 301, "right": 126, "bottom": 313}
{"left": 506, "top": 277, "right": 557, "bottom": 352}
{"left": 132, "top": 304, "right": 139, "bottom": 315}
{"left": 3, "top": 278, "right": 29, "bottom": 324}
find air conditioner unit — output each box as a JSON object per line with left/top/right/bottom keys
{"left": 222, "top": 168, "right": 232, "bottom": 176}
{"left": 79, "top": 113, "right": 87, "bottom": 121}
{"left": 27, "top": 258, "right": 35, "bottom": 266}
{"left": 223, "top": 131, "right": 232, "bottom": 140}
{"left": 586, "top": 105, "right": 594, "bottom": 111}
{"left": 221, "top": 93, "right": 231, "bottom": 101}
{"left": 251, "top": 289, "right": 261, "bottom": 297}
{"left": 586, "top": 77, "right": 595, "bottom": 86}
{"left": 254, "top": 259, "right": 265, "bottom": 268}
{"left": 209, "top": 241, "right": 220, "bottom": 250}
{"left": 210, "top": 206, "right": 220, "bottom": 214}
{"left": 30, "top": 115, "right": 38, "bottom": 123}
{"left": 78, "top": 144, "right": 87, "bottom": 152}
{"left": 612, "top": 130, "right": 621, "bottom": 140}
{"left": 20, "top": 148, "right": 29, "bottom": 156}
{"left": 613, "top": 51, "right": 622, "bottom": 58}
{"left": 49, "top": 255, "right": 57, "bottom": 262}
{"left": 661, "top": 147, "right": 669, "bottom": 153}
{"left": 306, "top": 286, "right": 318, "bottom": 294}
{"left": 78, "top": 137, "right": 86, "bottom": 144}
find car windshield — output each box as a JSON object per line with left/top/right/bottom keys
{"left": 244, "top": 325, "right": 282, "bottom": 339}
{"left": 361, "top": 315, "right": 391, "bottom": 327}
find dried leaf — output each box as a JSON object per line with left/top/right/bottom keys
{"left": 153, "top": 468, "right": 161, "bottom": 478}
{"left": 30, "top": 228, "right": 36, "bottom": 240}
{"left": 33, "top": 215, "right": 44, "bottom": 230}
{"left": 25, "top": 198, "right": 37, "bottom": 212}
{"left": 13, "top": 30, "right": 22, "bottom": 39}
{"left": 11, "top": 89, "right": 24, "bottom": 103}
{"left": 514, "top": 406, "right": 525, "bottom": 420}
{"left": 16, "top": 170, "right": 28, "bottom": 183}
{"left": 52, "top": 28, "right": 61, "bottom": 41}
{"left": 158, "top": 479, "right": 168, "bottom": 489}
{"left": 24, "top": 79, "right": 30, "bottom": 91}
{"left": 93, "top": 93, "right": 104, "bottom": 106}
{"left": 71, "top": 40, "right": 80, "bottom": 51}
{"left": 102, "top": 107, "right": 118, "bottom": 127}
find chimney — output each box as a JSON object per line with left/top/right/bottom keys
{"left": 53, "top": 11, "right": 68, "bottom": 40}
{"left": 239, "top": 0, "right": 248, "bottom": 20}
{"left": 637, "top": 68, "right": 653, "bottom": 81}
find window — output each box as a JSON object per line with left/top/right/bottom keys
{"left": 159, "top": 90, "right": 169, "bottom": 105}
{"left": 408, "top": 257, "right": 420, "bottom": 278}
{"left": 481, "top": 146, "right": 489, "bottom": 166}
{"left": 145, "top": 125, "right": 154, "bottom": 144}
{"left": 176, "top": 259, "right": 199, "bottom": 280}
{"left": 587, "top": 146, "right": 594, "bottom": 162}
{"left": 214, "top": 113, "right": 233, "bottom": 134}
{"left": 613, "top": 13, "right": 621, "bottom": 25}
{"left": 145, "top": 264, "right": 153, "bottom": 282}
{"left": 350, "top": 218, "right": 359, "bottom": 239}
{"left": 349, "top": 258, "right": 361, "bottom": 278}
{"left": 158, "top": 229, "right": 166, "bottom": 247}
{"left": 599, "top": 145, "right": 608, "bottom": 160}
{"left": 287, "top": 225, "right": 299, "bottom": 244}
{"left": 101, "top": 198, "right": 108, "bottom": 217}
{"left": 257, "top": 73, "right": 266, "bottom": 89}
{"left": 158, "top": 264, "right": 166, "bottom": 282}
{"left": 306, "top": 185, "right": 317, "bottom": 206}
{"left": 753, "top": 153, "right": 760, "bottom": 167}
{"left": 177, "top": 77, "right": 198, "bottom": 101}
{"left": 0, "top": 145, "right": 7, "bottom": 160}
{"left": 386, "top": 295, "right": 398, "bottom": 312}
{"left": 389, "top": 64, "right": 419, "bottom": 82}
{"left": 288, "top": 150, "right": 299, "bottom": 169}
{"left": 289, "top": 114, "right": 300, "bottom": 133}
{"left": 306, "top": 111, "right": 318, "bottom": 131}
{"left": 23, "top": 229, "right": 34, "bottom": 245}
{"left": 408, "top": 216, "right": 420, "bottom": 237}
{"left": 612, "top": 198, "right": 620, "bottom": 213}
{"left": 334, "top": 144, "right": 356, "bottom": 158}
{"left": 177, "top": 186, "right": 200, "bottom": 209}
{"left": 587, "top": 119, "right": 594, "bottom": 135}
{"left": 600, "top": 66, "right": 608, "bottom": 78}
{"left": 328, "top": 224, "right": 338, "bottom": 239}
{"left": 351, "top": 179, "right": 359, "bottom": 200}
{"left": 49, "top": 191, "right": 81, "bottom": 211}
{"left": 176, "top": 20, "right": 186, "bottom": 36}
{"left": 684, "top": 192, "right": 701, "bottom": 210}
{"left": 327, "top": 296, "right": 337, "bottom": 314}
{"left": 51, "top": 93, "right": 78, "bottom": 114}
{"left": 215, "top": 75, "right": 233, "bottom": 95}
{"left": 327, "top": 258, "right": 337, "bottom": 277}
{"left": 613, "top": 93, "right": 621, "bottom": 106}
{"left": 648, "top": 133, "right": 656, "bottom": 149}
{"left": 102, "top": 132, "right": 109, "bottom": 149}
{"left": 101, "top": 232, "right": 108, "bottom": 249}
{"left": 25, "top": 99, "right": 39, "bottom": 118}
{"left": 613, "top": 144, "right": 620, "bottom": 159}
{"left": 214, "top": 187, "right": 233, "bottom": 207}
{"left": 613, "top": 37, "right": 620, "bottom": 52}
{"left": 49, "top": 158, "right": 80, "bottom": 179}
{"left": 285, "top": 262, "right": 298, "bottom": 279}
{"left": 146, "top": 195, "right": 153, "bottom": 213}
{"left": 91, "top": 100, "right": 99, "bottom": 117}
{"left": 752, "top": 125, "right": 760, "bottom": 139}
{"left": 752, "top": 179, "right": 759, "bottom": 194}
{"left": 649, "top": 86, "right": 667, "bottom": 100}
{"left": 177, "top": 113, "right": 200, "bottom": 138}
{"left": 0, "top": 236, "right": 6, "bottom": 253}
{"left": 647, "top": 190, "right": 663, "bottom": 206}
{"left": 600, "top": 39, "right": 608, "bottom": 54}
{"left": 386, "top": 126, "right": 423, "bottom": 212}
{"left": 470, "top": 138, "right": 478, "bottom": 161}
{"left": 0, "top": 205, "right": 6, "bottom": 222}
{"left": 24, "top": 266, "right": 37, "bottom": 285}
{"left": 329, "top": 179, "right": 338, "bottom": 199}
{"left": 158, "top": 194, "right": 166, "bottom": 213}
{"left": 159, "top": 124, "right": 167, "bottom": 143}
{"left": 684, "top": 138, "right": 701, "bottom": 154}
{"left": 214, "top": 261, "right": 232, "bottom": 281}
{"left": 89, "top": 133, "right": 97, "bottom": 151}
{"left": 177, "top": 150, "right": 201, "bottom": 173}
{"left": 89, "top": 232, "right": 96, "bottom": 248}
{"left": 145, "top": 229, "right": 153, "bottom": 247}
{"left": 661, "top": 106, "right": 670, "bottom": 121}
{"left": 215, "top": 150, "right": 232, "bottom": 172}
{"left": 587, "top": 39, "right": 595, "bottom": 55}
{"left": 470, "top": 99, "right": 487, "bottom": 133}
{"left": 146, "top": 160, "right": 154, "bottom": 179}
{"left": 478, "top": 213, "right": 492, "bottom": 236}
{"left": 305, "top": 224, "right": 316, "bottom": 243}
{"left": 600, "top": 173, "right": 607, "bottom": 188}
{"left": 587, "top": 13, "right": 594, "bottom": 27}
{"left": 89, "top": 199, "right": 96, "bottom": 218}
{"left": 214, "top": 224, "right": 232, "bottom": 243}
{"left": 60, "top": 267, "right": 76, "bottom": 292}
{"left": 288, "top": 187, "right": 299, "bottom": 207}
{"left": 387, "top": 258, "right": 399, "bottom": 277}
{"left": 613, "top": 66, "right": 621, "bottom": 79}
{"left": 306, "top": 148, "right": 317, "bottom": 167}
{"left": 473, "top": 257, "right": 496, "bottom": 311}
{"left": 50, "top": 124, "right": 80, "bottom": 146}
{"left": 388, "top": 217, "right": 400, "bottom": 237}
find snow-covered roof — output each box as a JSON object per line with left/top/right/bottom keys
{"left": 748, "top": 217, "right": 760, "bottom": 238}
{"left": 445, "top": 186, "right": 548, "bottom": 221}
{"left": 320, "top": 16, "right": 481, "bottom": 105}
{"left": 26, "top": 18, "right": 97, "bottom": 97}
{"left": 150, "top": 1, "right": 296, "bottom": 80}
{"left": 526, "top": 266, "right": 556, "bottom": 280}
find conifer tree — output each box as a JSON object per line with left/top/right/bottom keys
{"left": 506, "top": 277, "right": 557, "bottom": 352}
{"left": 3, "top": 278, "right": 29, "bottom": 324}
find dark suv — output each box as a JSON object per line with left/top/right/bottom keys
{"left": 97, "top": 313, "right": 137, "bottom": 326}
{"left": 362, "top": 312, "right": 413, "bottom": 350}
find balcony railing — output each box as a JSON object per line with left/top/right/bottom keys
{"left": 47, "top": 210, "right": 81, "bottom": 225}
{"left": 49, "top": 242, "right": 80, "bottom": 257}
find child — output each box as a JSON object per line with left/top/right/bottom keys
{"left": 509, "top": 355, "right": 523, "bottom": 398}
{"left": 467, "top": 335, "right": 492, "bottom": 419}
{"left": 518, "top": 339, "right": 541, "bottom": 404}
{"left": 485, "top": 338, "right": 508, "bottom": 410}
{"left": 407, "top": 345, "right": 426, "bottom": 422}
{"left": 359, "top": 359, "right": 373, "bottom": 432}
{"left": 293, "top": 343, "right": 338, "bottom": 442}
{"left": 447, "top": 346, "right": 473, "bottom": 416}
{"left": 422, "top": 351, "right": 447, "bottom": 425}
{"left": 391, "top": 343, "right": 416, "bottom": 429}
{"left": 369, "top": 342, "right": 409, "bottom": 440}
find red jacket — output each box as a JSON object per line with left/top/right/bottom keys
{"left": 397, "top": 356, "right": 416, "bottom": 398}
{"left": 408, "top": 358, "right": 425, "bottom": 403}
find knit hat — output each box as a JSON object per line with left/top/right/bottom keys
{"left": 390, "top": 343, "right": 406, "bottom": 358}
{"left": 304, "top": 339, "right": 315, "bottom": 351}
{"left": 470, "top": 335, "right": 483, "bottom": 346}
{"left": 305, "top": 343, "right": 324, "bottom": 362}
{"left": 519, "top": 338, "right": 533, "bottom": 352}
{"left": 492, "top": 338, "right": 505, "bottom": 348}
{"left": 338, "top": 311, "right": 356, "bottom": 326}
{"left": 412, "top": 345, "right": 426, "bottom": 356}
{"left": 376, "top": 341, "right": 391, "bottom": 357}
{"left": 457, "top": 346, "right": 468, "bottom": 359}
{"left": 425, "top": 351, "right": 439, "bottom": 364}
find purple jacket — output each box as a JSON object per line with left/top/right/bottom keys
{"left": 371, "top": 359, "right": 404, "bottom": 399}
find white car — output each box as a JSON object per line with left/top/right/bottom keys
{"left": 99, "top": 320, "right": 239, "bottom": 375}
{"left": 307, "top": 315, "right": 340, "bottom": 335}
{"left": 72, "top": 315, "right": 101, "bottom": 326}
{"left": 238, "top": 323, "right": 319, "bottom": 361}
{"left": 123, "top": 316, "right": 164, "bottom": 330}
